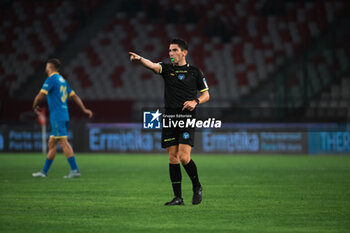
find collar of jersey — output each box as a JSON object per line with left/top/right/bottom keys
{"left": 173, "top": 63, "right": 189, "bottom": 68}
{"left": 48, "top": 72, "right": 60, "bottom": 78}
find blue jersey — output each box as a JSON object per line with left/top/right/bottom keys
{"left": 40, "top": 73, "right": 75, "bottom": 122}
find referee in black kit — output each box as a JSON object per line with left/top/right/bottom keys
{"left": 129, "top": 38, "right": 210, "bottom": 205}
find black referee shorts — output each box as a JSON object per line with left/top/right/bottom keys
{"left": 161, "top": 108, "right": 196, "bottom": 148}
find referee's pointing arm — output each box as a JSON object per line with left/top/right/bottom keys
{"left": 128, "top": 52, "right": 161, "bottom": 74}
{"left": 128, "top": 50, "right": 210, "bottom": 111}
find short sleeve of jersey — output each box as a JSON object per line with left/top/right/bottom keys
{"left": 67, "top": 83, "right": 75, "bottom": 97}
{"left": 159, "top": 63, "right": 171, "bottom": 76}
{"left": 40, "top": 77, "right": 54, "bottom": 95}
{"left": 196, "top": 69, "right": 209, "bottom": 92}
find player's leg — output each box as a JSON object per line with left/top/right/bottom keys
{"left": 32, "top": 135, "right": 57, "bottom": 177}
{"left": 162, "top": 124, "right": 184, "bottom": 205}
{"left": 178, "top": 144, "right": 201, "bottom": 188}
{"left": 43, "top": 136, "right": 58, "bottom": 173}
{"left": 165, "top": 145, "right": 184, "bottom": 205}
{"left": 53, "top": 121, "right": 80, "bottom": 178}
{"left": 178, "top": 143, "right": 202, "bottom": 205}
{"left": 57, "top": 137, "right": 74, "bottom": 159}
{"left": 57, "top": 137, "right": 81, "bottom": 178}
{"left": 47, "top": 136, "right": 58, "bottom": 159}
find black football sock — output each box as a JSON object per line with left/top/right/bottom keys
{"left": 169, "top": 164, "right": 182, "bottom": 198}
{"left": 183, "top": 159, "right": 201, "bottom": 189}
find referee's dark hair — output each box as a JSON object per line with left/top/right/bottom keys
{"left": 171, "top": 38, "right": 188, "bottom": 51}
{"left": 47, "top": 58, "right": 61, "bottom": 71}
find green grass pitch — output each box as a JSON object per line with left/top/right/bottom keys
{"left": 0, "top": 154, "right": 350, "bottom": 233}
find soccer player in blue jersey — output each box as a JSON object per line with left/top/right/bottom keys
{"left": 32, "top": 58, "right": 93, "bottom": 178}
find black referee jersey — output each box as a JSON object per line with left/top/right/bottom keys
{"left": 159, "top": 63, "right": 209, "bottom": 109}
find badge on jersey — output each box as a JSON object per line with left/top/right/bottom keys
{"left": 183, "top": 132, "right": 190, "bottom": 140}
{"left": 178, "top": 74, "right": 185, "bottom": 80}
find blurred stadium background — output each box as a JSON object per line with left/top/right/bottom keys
{"left": 0, "top": 0, "right": 349, "bottom": 154}
{"left": 1, "top": 1, "right": 350, "bottom": 233}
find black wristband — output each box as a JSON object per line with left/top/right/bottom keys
{"left": 195, "top": 98, "right": 200, "bottom": 105}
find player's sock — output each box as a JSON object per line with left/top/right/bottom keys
{"left": 169, "top": 163, "right": 182, "bottom": 198}
{"left": 42, "top": 158, "right": 53, "bottom": 174}
{"left": 183, "top": 159, "right": 201, "bottom": 189}
{"left": 67, "top": 156, "right": 78, "bottom": 171}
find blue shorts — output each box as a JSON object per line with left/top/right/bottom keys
{"left": 50, "top": 121, "right": 69, "bottom": 139}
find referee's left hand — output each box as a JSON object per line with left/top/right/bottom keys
{"left": 182, "top": 100, "right": 197, "bottom": 111}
